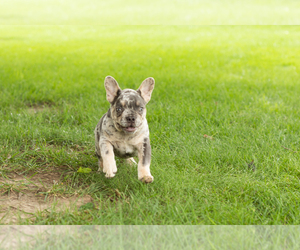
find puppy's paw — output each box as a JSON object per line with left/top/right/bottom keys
{"left": 103, "top": 165, "right": 116, "bottom": 177}
{"left": 139, "top": 175, "right": 154, "bottom": 183}
{"left": 105, "top": 172, "right": 116, "bottom": 178}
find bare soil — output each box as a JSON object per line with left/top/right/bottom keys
{"left": 0, "top": 169, "right": 93, "bottom": 224}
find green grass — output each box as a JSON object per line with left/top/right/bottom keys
{"left": 1, "top": 25, "right": 300, "bottom": 225}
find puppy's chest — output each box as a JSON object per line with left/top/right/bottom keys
{"left": 111, "top": 141, "right": 137, "bottom": 158}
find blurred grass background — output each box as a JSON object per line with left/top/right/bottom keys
{"left": 1, "top": 0, "right": 300, "bottom": 25}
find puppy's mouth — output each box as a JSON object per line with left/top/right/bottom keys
{"left": 123, "top": 126, "right": 137, "bottom": 132}
{"left": 117, "top": 123, "right": 138, "bottom": 133}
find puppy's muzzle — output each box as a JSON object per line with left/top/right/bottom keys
{"left": 123, "top": 116, "right": 137, "bottom": 132}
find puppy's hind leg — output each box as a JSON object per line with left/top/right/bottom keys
{"left": 95, "top": 149, "right": 103, "bottom": 172}
{"left": 125, "top": 157, "right": 137, "bottom": 166}
{"left": 97, "top": 158, "right": 103, "bottom": 172}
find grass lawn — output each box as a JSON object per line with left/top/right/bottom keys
{"left": 0, "top": 25, "right": 300, "bottom": 225}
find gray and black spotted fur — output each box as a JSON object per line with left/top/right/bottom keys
{"left": 94, "top": 76, "right": 155, "bottom": 183}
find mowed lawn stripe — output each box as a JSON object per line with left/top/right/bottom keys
{"left": 0, "top": 26, "right": 300, "bottom": 224}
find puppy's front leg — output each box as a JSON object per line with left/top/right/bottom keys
{"left": 137, "top": 138, "right": 154, "bottom": 183}
{"left": 100, "top": 142, "right": 117, "bottom": 178}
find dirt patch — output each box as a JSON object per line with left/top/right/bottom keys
{"left": 27, "top": 106, "right": 46, "bottom": 114}
{"left": 26, "top": 102, "right": 55, "bottom": 114}
{"left": 0, "top": 170, "right": 93, "bottom": 224}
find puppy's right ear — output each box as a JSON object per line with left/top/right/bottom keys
{"left": 104, "top": 76, "right": 121, "bottom": 103}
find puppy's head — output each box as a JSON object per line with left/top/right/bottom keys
{"left": 104, "top": 76, "right": 155, "bottom": 133}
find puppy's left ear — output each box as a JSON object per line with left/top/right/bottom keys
{"left": 137, "top": 77, "right": 155, "bottom": 103}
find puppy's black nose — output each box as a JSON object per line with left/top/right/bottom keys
{"left": 126, "top": 117, "right": 135, "bottom": 122}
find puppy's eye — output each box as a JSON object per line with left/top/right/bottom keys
{"left": 139, "top": 107, "right": 144, "bottom": 112}
{"left": 116, "top": 107, "right": 122, "bottom": 112}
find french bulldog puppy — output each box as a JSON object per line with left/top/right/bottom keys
{"left": 94, "top": 76, "right": 155, "bottom": 183}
